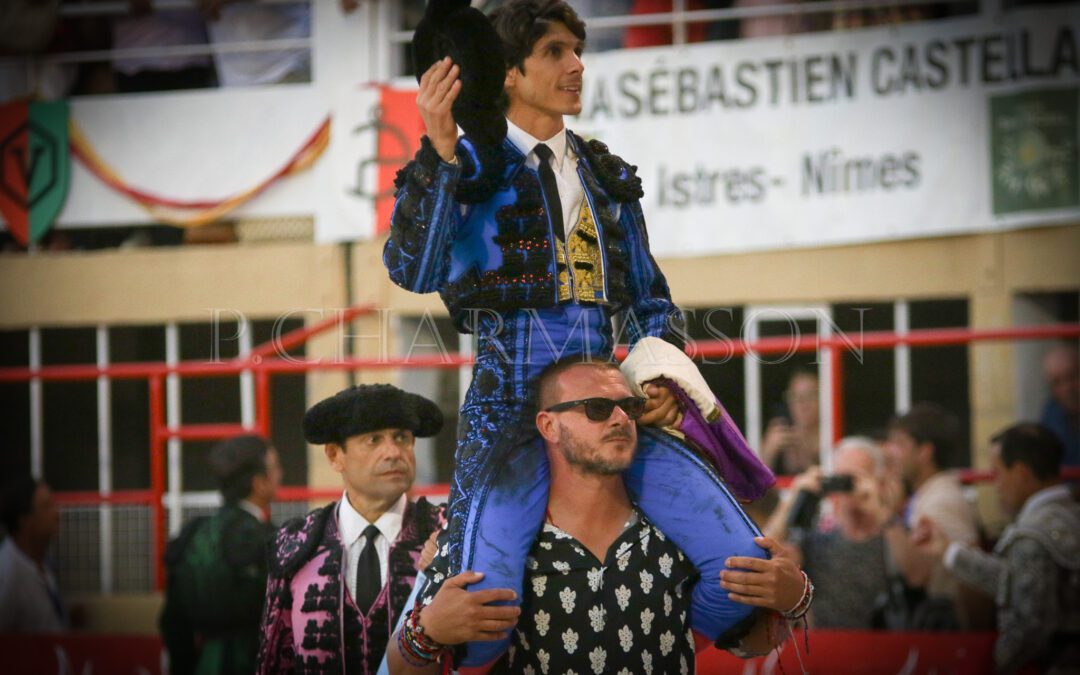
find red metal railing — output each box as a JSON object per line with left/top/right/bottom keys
{"left": 8, "top": 317, "right": 1079, "bottom": 589}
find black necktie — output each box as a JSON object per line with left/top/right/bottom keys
{"left": 355, "top": 524, "right": 381, "bottom": 613}
{"left": 534, "top": 143, "right": 564, "bottom": 242}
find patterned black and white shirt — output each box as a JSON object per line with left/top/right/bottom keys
{"left": 492, "top": 511, "right": 699, "bottom": 675}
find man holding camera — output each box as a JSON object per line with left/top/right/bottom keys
{"left": 763, "top": 437, "right": 898, "bottom": 628}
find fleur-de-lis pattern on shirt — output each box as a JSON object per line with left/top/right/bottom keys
{"left": 562, "top": 628, "right": 579, "bottom": 654}
{"left": 537, "top": 649, "right": 550, "bottom": 674}
{"left": 587, "top": 567, "right": 602, "bottom": 592}
{"left": 659, "top": 553, "right": 673, "bottom": 578}
{"left": 559, "top": 586, "right": 577, "bottom": 613}
{"left": 618, "top": 624, "right": 634, "bottom": 652}
{"left": 491, "top": 513, "right": 696, "bottom": 674}
{"left": 588, "top": 605, "right": 605, "bottom": 632}
{"left": 641, "top": 607, "right": 655, "bottom": 635}
{"left": 659, "top": 630, "right": 676, "bottom": 656}
{"left": 640, "top": 569, "right": 654, "bottom": 594}
{"left": 535, "top": 609, "right": 551, "bottom": 636}
{"left": 588, "top": 646, "right": 606, "bottom": 674}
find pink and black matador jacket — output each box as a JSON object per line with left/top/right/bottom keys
{"left": 256, "top": 498, "right": 442, "bottom": 674}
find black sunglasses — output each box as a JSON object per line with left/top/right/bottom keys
{"left": 544, "top": 396, "right": 647, "bottom": 421}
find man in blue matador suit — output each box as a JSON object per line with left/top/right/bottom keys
{"left": 383, "top": 1, "right": 785, "bottom": 670}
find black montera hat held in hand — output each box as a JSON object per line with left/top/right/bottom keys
{"left": 302, "top": 384, "right": 443, "bottom": 444}
{"left": 412, "top": 0, "right": 507, "bottom": 147}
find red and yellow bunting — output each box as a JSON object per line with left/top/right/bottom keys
{"left": 68, "top": 116, "right": 330, "bottom": 228}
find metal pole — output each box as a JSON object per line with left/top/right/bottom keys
{"left": 673, "top": 0, "right": 688, "bottom": 46}
{"left": 830, "top": 344, "right": 844, "bottom": 446}
{"left": 894, "top": 300, "right": 911, "bottom": 413}
{"left": 744, "top": 318, "right": 762, "bottom": 453}
{"left": 165, "top": 323, "right": 182, "bottom": 536}
{"left": 818, "top": 310, "right": 835, "bottom": 471}
{"left": 149, "top": 375, "right": 166, "bottom": 591}
{"left": 240, "top": 316, "right": 255, "bottom": 429}
{"left": 29, "top": 328, "right": 43, "bottom": 478}
{"left": 96, "top": 326, "right": 114, "bottom": 594}
{"left": 255, "top": 368, "right": 271, "bottom": 438}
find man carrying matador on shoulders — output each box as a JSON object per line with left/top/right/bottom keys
{"left": 383, "top": 1, "right": 813, "bottom": 671}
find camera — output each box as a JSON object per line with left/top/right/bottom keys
{"left": 820, "top": 474, "right": 854, "bottom": 494}
{"left": 786, "top": 473, "right": 855, "bottom": 538}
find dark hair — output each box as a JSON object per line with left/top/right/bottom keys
{"left": 489, "top": 0, "right": 586, "bottom": 73}
{"left": 993, "top": 423, "right": 1064, "bottom": 481}
{"left": 210, "top": 435, "right": 271, "bottom": 504}
{"left": 889, "top": 402, "right": 963, "bottom": 470}
{"left": 536, "top": 355, "right": 621, "bottom": 410}
{"left": 1, "top": 475, "right": 39, "bottom": 536}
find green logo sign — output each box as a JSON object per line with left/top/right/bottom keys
{"left": 991, "top": 87, "right": 1079, "bottom": 215}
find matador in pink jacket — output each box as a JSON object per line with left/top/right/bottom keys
{"left": 256, "top": 384, "right": 444, "bottom": 674}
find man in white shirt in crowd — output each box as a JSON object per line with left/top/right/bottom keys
{"left": 883, "top": 402, "right": 983, "bottom": 629}
{"left": 0, "top": 475, "right": 65, "bottom": 633}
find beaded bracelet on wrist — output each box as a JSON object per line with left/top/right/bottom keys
{"left": 397, "top": 608, "right": 445, "bottom": 666}
{"left": 782, "top": 570, "right": 815, "bottom": 621}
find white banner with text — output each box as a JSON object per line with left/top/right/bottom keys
{"left": 570, "top": 6, "right": 1080, "bottom": 256}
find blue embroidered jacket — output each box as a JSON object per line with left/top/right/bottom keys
{"left": 383, "top": 131, "right": 682, "bottom": 346}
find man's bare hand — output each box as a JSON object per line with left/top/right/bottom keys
{"left": 910, "top": 516, "right": 949, "bottom": 563}
{"left": 637, "top": 382, "right": 682, "bottom": 428}
{"left": 418, "top": 571, "right": 520, "bottom": 645}
{"left": 417, "top": 57, "right": 462, "bottom": 162}
{"left": 760, "top": 418, "right": 795, "bottom": 464}
{"left": 721, "top": 536, "right": 805, "bottom": 612}
{"left": 790, "top": 466, "right": 822, "bottom": 495}
{"left": 417, "top": 530, "right": 439, "bottom": 571}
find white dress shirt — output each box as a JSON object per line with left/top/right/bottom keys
{"left": 0, "top": 538, "right": 65, "bottom": 633}
{"left": 238, "top": 499, "right": 269, "bottom": 523}
{"left": 505, "top": 119, "right": 586, "bottom": 239}
{"left": 338, "top": 492, "right": 406, "bottom": 600}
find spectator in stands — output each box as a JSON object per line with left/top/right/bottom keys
{"left": 568, "top": 0, "right": 633, "bottom": 51}
{"left": 761, "top": 368, "right": 821, "bottom": 475}
{"left": 881, "top": 403, "right": 980, "bottom": 629}
{"left": 159, "top": 435, "right": 281, "bottom": 675}
{"left": 0, "top": 0, "right": 59, "bottom": 54}
{"left": 916, "top": 423, "right": 1080, "bottom": 673}
{"left": 198, "top": 0, "right": 311, "bottom": 87}
{"left": 623, "top": 0, "right": 730, "bottom": 48}
{"left": 735, "top": 0, "right": 804, "bottom": 38}
{"left": 1039, "top": 342, "right": 1079, "bottom": 467}
{"left": 763, "top": 436, "right": 898, "bottom": 628}
{"left": 112, "top": 1, "right": 215, "bottom": 93}
{"left": 0, "top": 475, "right": 65, "bottom": 633}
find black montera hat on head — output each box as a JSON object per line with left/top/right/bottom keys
{"left": 412, "top": 0, "right": 507, "bottom": 148}
{"left": 302, "top": 384, "right": 443, "bottom": 445}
